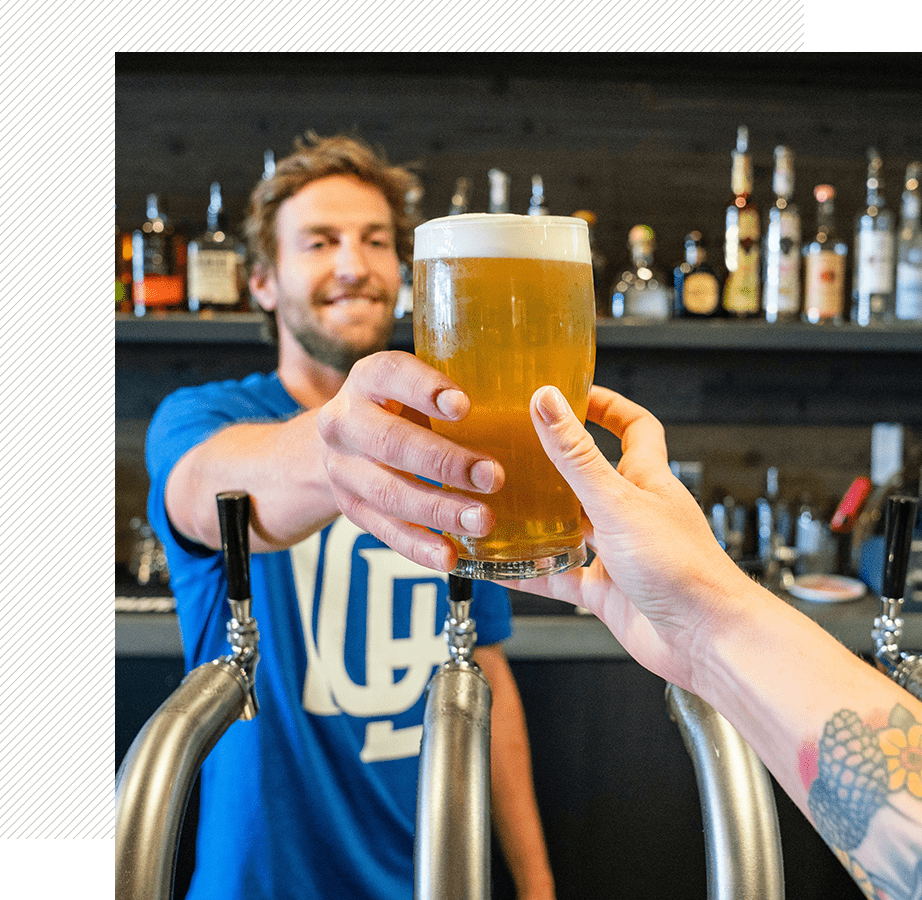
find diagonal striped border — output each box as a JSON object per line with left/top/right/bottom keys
{"left": 12, "top": 0, "right": 883, "bottom": 873}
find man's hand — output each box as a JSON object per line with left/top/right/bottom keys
{"left": 318, "top": 351, "right": 505, "bottom": 572}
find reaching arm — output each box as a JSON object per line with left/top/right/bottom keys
{"left": 473, "top": 644, "right": 556, "bottom": 900}
{"left": 165, "top": 350, "right": 503, "bottom": 554}
{"left": 511, "top": 384, "right": 922, "bottom": 900}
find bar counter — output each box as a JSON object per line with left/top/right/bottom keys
{"left": 116, "top": 590, "right": 922, "bottom": 661}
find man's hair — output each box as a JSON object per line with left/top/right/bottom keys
{"left": 244, "top": 132, "right": 422, "bottom": 342}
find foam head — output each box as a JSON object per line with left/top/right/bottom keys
{"left": 414, "top": 213, "right": 590, "bottom": 262}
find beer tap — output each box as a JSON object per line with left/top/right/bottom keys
{"left": 414, "top": 574, "right": 492, "bottom": 900}
{"left": 116, "top": 492, "right": 260, "bottom": 900}
{"left": 218, "top": 491, "right": 260, "bottom": 719}
{"left": 872, "top": 494, "right": 922, "bottom": 700}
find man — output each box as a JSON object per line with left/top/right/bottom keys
{"left": 146, "top": 134, "right": 555, "bottom": 900}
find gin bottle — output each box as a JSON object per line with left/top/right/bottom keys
{"left": 852, "top": 148, "right": 896, "bottom": 325}
{"left": 803, "top": 185, "right": 848, "bottom": 324}
{"left": 611, "top": 225, "right": 672, "bottom": 319}
{"left": 895, "top": 161, "right": 922, "bottom": 322}
{"left": 488, "top": 169, "right": 510, "bottom": 214}
{"left": 763, "top": 146, "right": 801, "bottom": 322}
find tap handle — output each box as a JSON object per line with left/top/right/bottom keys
{"left": 882, "top": 494, "right": 919, "bottom": 601}
{"left": 217, "top": 491, "right": 251, "bottom": 602}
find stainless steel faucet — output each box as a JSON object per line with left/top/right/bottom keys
{"left": 115, "top": 492, "right": 259, "bottom": 900}
{"left": 414, "top": 575, "right": 492, "bottom": 900}
{"left": 873, "top": 494, "right": 922, "bottom": 700}
{"left": 666, "top": 684, "right": 786, "bottom": 900}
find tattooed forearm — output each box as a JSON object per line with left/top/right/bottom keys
{"left": 806, "top": 704, "right": 922, "bottom": 900}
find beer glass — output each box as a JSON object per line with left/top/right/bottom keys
{"left": 413, "top": 214, "right": 596, "bottom": 580}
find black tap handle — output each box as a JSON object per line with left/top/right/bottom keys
{"left": 448, "top": 573, "right": 473, "bottom": 606}
{"left": 882, "top": 494, "right": 919, "bottom": 601}
{"left": 217, "top": 491, "right": 251, "bottom": 602}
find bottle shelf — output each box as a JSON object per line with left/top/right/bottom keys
{"left": 115, "top": 312, "right": 922, "bottom": 353}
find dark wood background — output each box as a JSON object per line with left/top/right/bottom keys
{"left": 115, "top": 52, "right": 922, "bottom": 282}
{"left": 115, "top": 54, "right": 920, "bottom": 900}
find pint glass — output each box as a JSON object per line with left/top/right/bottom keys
{"left": 413, "top": 214, "right": 596, "bottom": 580}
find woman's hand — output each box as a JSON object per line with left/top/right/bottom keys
{"left": 506, "top": 384, "right": 753, "bottom": 692}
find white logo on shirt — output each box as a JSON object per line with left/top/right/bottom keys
{"left": 289, "top": 517, "right": 449, "bottom": 762}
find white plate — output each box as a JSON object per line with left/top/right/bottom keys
{"left": 787, "top": 575, "right": 867, "bottom": 603}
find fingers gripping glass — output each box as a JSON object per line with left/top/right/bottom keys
{"left": 413, "top": 214, "right": 596, "bottom": 579}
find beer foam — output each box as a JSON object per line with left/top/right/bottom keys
{"left": 414, "top": 214, "right": 590, "bottom": 262}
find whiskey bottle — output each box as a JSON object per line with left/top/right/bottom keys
{"left": 763, "top": 146, "right": 801, "bottom": 323}
{"left": 572, "top": 210, "right": 610, "bottom": 318}
{"left": 132, "top": 193, "right": 186, "bottom": 315}
{"left": 187, "top": 182, "right": 247, "bottom": 313}
{"left": 895, "top": 161, "right": 922, "bottom": 322}
{"left": 673, "top": 231, "right": 722, "bottom": 318}
{"left": 852, "top": 148, "right": 896, "bottom": 325}
{"left": 803, "top": 185, "right": 848, "bottom": 324}
{"left": 722, "top": 126, "right": 761, "bottom": 317}
{"left": 610, "top": 225, "right": 672, "bottom": 319}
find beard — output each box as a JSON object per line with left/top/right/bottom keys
{"left": 286, "top": 307, "right": 395, "bottom": 375}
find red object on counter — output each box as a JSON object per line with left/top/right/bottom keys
{"left": 830, "top": 477, "right": 873, "bottom": 533}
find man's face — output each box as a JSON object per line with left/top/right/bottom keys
{"left": 254, "top": 174, "right": 402, "bottom": 373}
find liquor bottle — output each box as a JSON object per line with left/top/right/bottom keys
{"left": 115, "top": 215, "right": 132, "bottom": 312}
{"left": 132, "top": 193, "right": 186, "bottom": 315}
{"left": 527, "top": 175, "right": 548, "bottom": 215}
{"left": 895, "top": 161, "right": 922, "bottom": 322}
{"left": 572, "top": 210, "right": 610, "bottom": 318}
{"left": 673, "top": 231, "right": 722, "bottom": 318}
{"left": 262, "top": 149, "right": 275, "bottom": 181}
{"left": 187, "top": 183, "right": 247, "bottom": 313}
{"left": 802, "top": 185, "right": 848, "bottom": 324}
{"left": 852, "top": 148, "right": 896, "bottom": 325}
{"left": 395, "top": 183, "right": 423, "bottom": 319}
{"left": 448, "top": 177, "right": 471, "bottom": 216}
{"left": 763, "top": 146, "right": 801, "bottom": 322}
{"left": 610, "top": 225, "right": 672, "bottom": 319}
{"left": 488, "top": 169, "right": 510, "bottom": 214}
{"left": 722, "top": 126, "right": 761, "bottom": 317}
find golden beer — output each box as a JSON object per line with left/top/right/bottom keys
{"left": 413, "top": 214, "right": 596, "bottom": 579}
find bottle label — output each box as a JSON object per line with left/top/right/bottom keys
{"left": 135, "top": 274, "right": 185, "bottom": 308}
{"left": 724, "top": 208, "right": 760, "bottom": 313}
{"left": 804, "top": 250, "right": 846, "bottom": 319}
{"left": 895, "top": 262, "right": 922, "bottom": 320}
{"left": 765, "top": 211, "right": 801, "bottom": 315}
{"left": 682, "top": 272, "right": 720, "bottom": 314}
{"left": 188, "top": 248, "right": 241, "bottom": 305}
{"left": 857, "top": 229, "right": 895, "bottom": 294}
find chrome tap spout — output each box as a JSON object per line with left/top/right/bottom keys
{"left": 873, "top": 495, "right": 922, "bottom": 701}
{"left": 115, "top": 659, "right": 250, "bottom": 900}
{"left": 414, "top": 659, "right": 492, "bottom": 900}
{"left": 666, "top": 683, "right": 785, "bottom": 900}
{"left": 414, "top": 574, "right": 491, "bottom": 900}
{"left": 115, "top": 492, "right": 259, "bottom": 899}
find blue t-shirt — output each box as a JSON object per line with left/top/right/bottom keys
{"left": 145, "top": 371, "right": 512, "bottom": 900}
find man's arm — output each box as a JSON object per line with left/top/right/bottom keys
{"left": 165, "top": 351, "right": 503, "bottom": 554}
{"left": 165, "top": 408, "right": 339, "bottom": 552}
{"left": 473, "top": 644, "right": 556, "bottom": 900}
